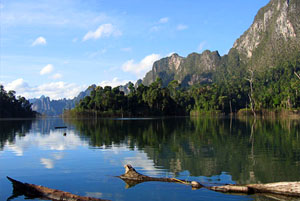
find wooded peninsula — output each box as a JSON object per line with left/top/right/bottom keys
{"left": 65, "top": 55, "right": 300, "bottom": 118}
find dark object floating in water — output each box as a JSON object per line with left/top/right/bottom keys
{"left": 118, "top": 165, "right": 300, "bottom": 198}
{"left": 118, "top": 164, "right": 203, "bottom": 189}
{"left": 6, "top": 176, "right": 110, "bottom": 201}
{"left": 55, "top": 126, "right": 67, "bottom": 129}
{"left": 63, "top": 132, "right": 67, "bottom": 136}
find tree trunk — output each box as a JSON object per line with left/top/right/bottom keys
{"left": 7, "top": 177, "right": 109, "bottom": 201}
{"left": 246, "top": 69, "right": 256, "bottom": 118}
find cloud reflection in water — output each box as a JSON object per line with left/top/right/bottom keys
{"left": 5, "top": 131, "right": 88, "bottom": 156}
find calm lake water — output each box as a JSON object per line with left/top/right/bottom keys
{"left": 1, "top": 117, "right": 300, "bottom": 201}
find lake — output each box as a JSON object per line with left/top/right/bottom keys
{"left": 1, "top": 117, "right": 300, "bottom": 201}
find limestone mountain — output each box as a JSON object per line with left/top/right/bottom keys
{"left": 30, "top": 85, "right": 96, "bottom": 116}
{"left": 141, "top": 0, "right": 300, "bottom": 87}
{"left": 143, "top": 51, "right": 221, "bottom": 87}
{"left": 233, "top": 0, "right": 300, "bottom": 70}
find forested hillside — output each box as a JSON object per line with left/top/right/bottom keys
{"left": 0, "top": 85, "right": 36, "bottom": 118}
{"left": 69, "top": 0, "right": 300, "bottom": 117}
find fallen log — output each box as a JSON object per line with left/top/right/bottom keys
{"left": 7, "top": 176, "right": 110, "bottom": 201}
{"left": 119, "top": 164, "right": 300, "bottom": 198}
{"left": 118, "top": 164, "right": 203, "bottom": 189}
{"left": 210, "top": 182, "right": 300, "bottom": 197}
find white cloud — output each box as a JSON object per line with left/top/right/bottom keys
{"left": 99, "top": 77, "right": 129, "bottom": 88}
{"left": 40, "top": 64, "right": 54, "bottom": 75}
{"left": 122, "top": 54, "right": 161, "bottom": 78}
{"left": 4, "top": 78, "right": 86, "bottom": 99}
{"left": 121, "top": 47, "right": 132, "bottom": 52}
{"left": 197, "top": 41, "right": 207, "bottom": 52}
{"left": 35, "top": 82, "right": 86, "bottom": 99}
{"left": 177, "top": 24, "right": 188, "bottom": 31}
{"left": 52, "top": 73, "right": 63, "bottom": 80}
{"left": 6, "top": 78, "right": 29, "bottom": 92}
{"left": 83, "top": 24, "right": 122, "bottom": 41}
{"left": 40, "top": 158, "right": 54, "bottom": 169}
{"left": 159, "top": 17, "right": 169, "bottom": 24}
{"left": 32, "top": 36, "right": 47, "bottom": 46}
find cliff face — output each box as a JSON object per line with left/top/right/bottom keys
{"left": 232, "top": 0, "right": 300, "bottom": 69}
{"left": 141, "top": 0, "right": 300, "bottom": 87}
{"left": 31, "top": 96, "right": 74, "bottom": 116}
{"left": 142, "top": 51, "right": 221, "bottom": 87}
{"left": 30, "top": 85, "right": 96, "bottom": 116}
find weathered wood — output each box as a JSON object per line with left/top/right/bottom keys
{"left": 209, "top": 184, "right": 252, "bottom": 194}
{"left": 248, "top": 182, "right": 300, "bottom": 197}
{"left": 7, "top": 176, "right": 110, "bottom": 201}
{"left": 209, "top": 182, "right": 300, "bottom": 197}
{"left": 118, "top": 164, "right": 203, "bottom": 189}
{"left": 119, "top": 165, "right": 300, "bottom": 198}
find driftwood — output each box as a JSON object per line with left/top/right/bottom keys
{"left": 7, "top": 165, "right": 300, "bottom": 200}
{"left": 211, "top": 182, "right": 300, "bottom": 197}
{"left": 119, "top": 164, "right": 300, "bottom": 198}
{"left": 7, "top": 176, "right": 110, "bottom": 201}
{"left": 118, "top": 164, "right": 203, "bottom": 189}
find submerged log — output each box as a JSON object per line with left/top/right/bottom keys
{"left": 119, "top": 165, "right": 300, "bottom": 198}
{"left": 7, "top": 176, "right": 110, "bottom": 201}
{"left": 118, "top": 164, "right": 203, "bottom": 189}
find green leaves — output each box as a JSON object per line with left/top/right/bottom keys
{"left": 0, "top": 85, "right": 36, "bottom": 118}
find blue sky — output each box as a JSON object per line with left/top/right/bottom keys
{"left": 0, "top": 0, "right": 269, "bottom": 99}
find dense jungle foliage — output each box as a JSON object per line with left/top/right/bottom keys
{"left": 0, "top": 85, "right": 36, "bottom": 118}
{"left": 70, "top": 56, "right": 300, "bottom": 117}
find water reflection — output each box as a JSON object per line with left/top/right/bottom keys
{"left": 66, "top": 117, "right": 300, "bottom": 184}
{"left": 0, "top": 120, "right": 33, "bottom": 150}
{"left": 1, "top": 117, "right": 300, "bottom": 201}
{"left": 5, "top": 130, "right": 87, "bottom": 156}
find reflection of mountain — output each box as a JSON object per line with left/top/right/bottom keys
{"left": 30, "top": 118, "right": 69, "bottom": 134}
{"left": 66, "top": 118, "right": 300, "bottom": 184}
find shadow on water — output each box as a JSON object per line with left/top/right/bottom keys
{"left": 65, "top": 117, "right": 300, "bottom": 185}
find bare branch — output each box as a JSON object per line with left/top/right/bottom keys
{"left": 294, "top": 71, "right": 300, "bottom": 80}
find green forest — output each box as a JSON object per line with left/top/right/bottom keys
{"left": 69, "top": 56, "right": 300, "bottom": 117}
{"left": 0, "top": 85, "right": 36, "bottom": 118}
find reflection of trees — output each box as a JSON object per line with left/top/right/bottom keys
{"left": 0, "top": 120, "right": 33, "bottom": 150}
{"left": 66, "top": 117, "right": 300, "bottom": 184}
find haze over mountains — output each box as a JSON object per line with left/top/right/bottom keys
{"left": 30, "top": 85, "right": 96, "bottom": 116}
{"left": 31, "top": 0, "right": 299, "bottom": 116}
